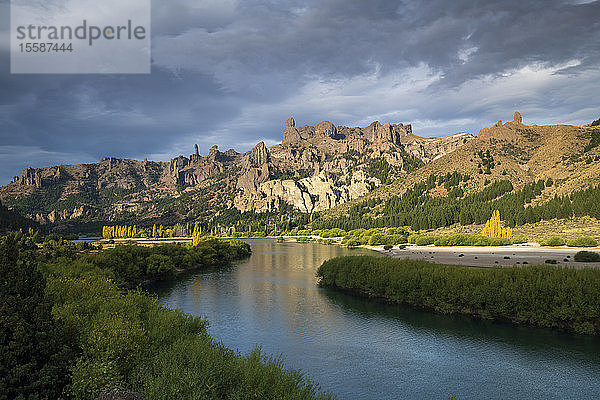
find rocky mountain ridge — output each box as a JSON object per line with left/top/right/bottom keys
{"left": 0, "top": 117, "right": 476, "bottom": 225}
{"left": 324, "top": 112, "right": 600, "bottom": 219}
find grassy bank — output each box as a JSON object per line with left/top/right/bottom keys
{"left": 317, "top": 256, "right": 600, "bottom": 335}
{"left": 2, "top": 233, "right": 332, "bottom": 400}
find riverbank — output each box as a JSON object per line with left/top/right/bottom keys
{"left": 366, "top": 244, "right": 600, "bottom": 267}
{"left": 96, "top": 235, "right": 600, "bottom": 268}
{"left": 157, "top": 238, "right": 600, "bottom": 400}
{"left": 2, "top": 233, "right": 334, "bottom": 400}
{"left": 272, "top": 235, "right": 600, "bottom": 268}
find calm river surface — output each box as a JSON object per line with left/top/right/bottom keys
{"left": 153, "top": 240, "right": 600, "bottom": 399}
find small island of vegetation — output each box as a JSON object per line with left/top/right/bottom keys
{"left": 317, "top": 255, "right": 600, "bottom": 335}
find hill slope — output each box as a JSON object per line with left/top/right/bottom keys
{"left": 323, "top": 112, "right": 600, "bottom": 220}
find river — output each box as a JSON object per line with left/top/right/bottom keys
{"left": 153, "top": 239, "right": 600, "bottom": 399}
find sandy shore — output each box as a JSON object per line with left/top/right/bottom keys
{"left": 97, "top": 237, "right": 600, "bottom": 268}
{"left": 365, "top": 244, "right": 600, "bottom": 268}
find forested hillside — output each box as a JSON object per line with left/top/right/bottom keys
{"left": 0, "top": 200, "right": 39, "bottom": 233}
{"left": 313, "top": 177, "right": 600, "bottom": 231}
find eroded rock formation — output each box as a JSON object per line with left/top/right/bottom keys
{"left": 1, "top": 116, "right": 475, "bottom": 222}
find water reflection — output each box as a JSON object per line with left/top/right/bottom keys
{"left": 153, "top": 240, "right": 600, "bottom": 400}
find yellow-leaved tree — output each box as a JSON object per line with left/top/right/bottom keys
{"left": 482, "top": 210, "right": 513, "bottom": 239}
{"left": 192, "top": 221, "right": 200, "bottom": 246}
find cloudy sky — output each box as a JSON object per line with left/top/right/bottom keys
{"left": 1, "top": 0, "right": 599, "bottom": 184}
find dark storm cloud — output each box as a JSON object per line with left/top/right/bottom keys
{"left": 1, "top": 0, "right": 599, "bottom": 184}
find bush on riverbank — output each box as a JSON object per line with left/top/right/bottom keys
{"left": 2, "top": 232, "right": 332, "bottom": 400}
{"left": 540, "top": 236, "right": 566, "bottom": 246}
{"left": 574, "top": 251, "right": 600, "bottom": 262}
{"left": 79, "top": 238, "right": 251, "bottom": 287}
{"left": 340, "top": 228, "right": 409, "bottom": 247}
{"left": 408, "top": 233, "right": 512, "bottom": 246}
{"left": 433, "top": 233, "right": 511, "bottom": 246}
{"left": 45, "top": 262, "right": 331, "bottom": 400}
{"left": 316, "top": 256, "right": 600, "bottom": 334}
{"left": 567, "top": 237, "right": 598, "bottom": 247}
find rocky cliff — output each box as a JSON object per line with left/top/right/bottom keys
{"left": 0, "top": 117, "right": 474, "bottom": 224}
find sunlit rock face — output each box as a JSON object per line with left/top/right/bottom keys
{"left": 1, "top": 116, "right": 474, "bottom": 222}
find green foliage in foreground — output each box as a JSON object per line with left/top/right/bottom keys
{"left": 2, "top": 233, "right": 332, "bottom": 399}
{"left": 317, "top": 256, "right": 600, "bottom": 335}
{"left": 45, "top": 263, "right": 331, "bottom": 399}
{"left": 0, "top": 234, "right": 72, "bottom": 399}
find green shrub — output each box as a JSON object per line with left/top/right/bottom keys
{"left": 145, "top": 254, "right": 176, "bottom": 278}
{"left": 541, "top": 236, "right": 566, "bottom": 246}
{"left": 433, "top": 233, "right": 511, "bottom": 247}
{"left": 368, "top": 233, "right": 386, "bottom": 246}
{"left": 574, "top": 251, "right": 600, "bottom": 262}
{"left": 415, "top": 236, "right": 435, "bottom": 246}
{"left": 408, "top": 234, "right": 421, "bottom": 244}
{"left": 0, "top": 234, "right": 72, "bottom": 399}
{"left": 383, "top": 244, "right": 393, "bottom": 250}
{"left": 566, "top": 237, "right": 598, "bottom": 247}
{"left": 345, "top": 239, "right": 361, "bottom": 247}
{"left": 511, "top": 234, "right": 528, "bottom": 244}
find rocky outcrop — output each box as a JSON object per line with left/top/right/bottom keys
{"left": 18, "top": 167, "right": 42, "bottom": 187}
{"left": 1, "top": 116, "right": 476, "bottom": 222}
{"left": 282, "top": 117, "right": 302, "bottom": 144}
{"left": 245, "top": 142, "right": 269, "bottom": 167}
{"left": 514, "top": 111, "right": 522, "bottom": 124}
{"left": 13, "top": 166, "right": 64, "bottom": 188}
{"left": 478, "top": 111, "right": 529, "bottom": 142}
{"left": 35, "top": 205, "right": 92, "bottom": 224}
{"left": 237, "top": 142, "right": 272, "bottom": 192}
{"left": 234, "top": 170, "right": 377, "bottom": 213}
{"left": 315, "top": 121, "right": 338, "bottom": 139}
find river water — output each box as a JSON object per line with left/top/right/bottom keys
{"left": 153, "top": 239, "right": 600, "bottom": 399}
